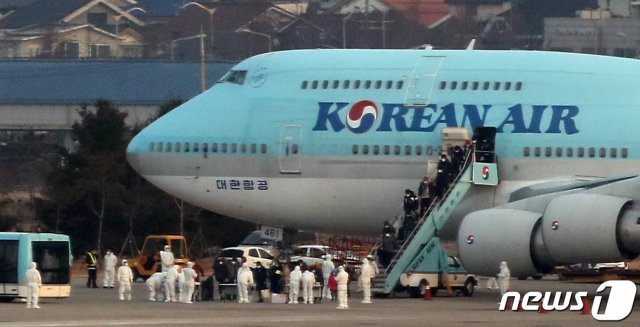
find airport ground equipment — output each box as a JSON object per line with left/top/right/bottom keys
{"left": 372, "top": 127, "right": 498, "bottom": 296}
{"left": 128, "top": 235, "right": 189, "bottom": 281}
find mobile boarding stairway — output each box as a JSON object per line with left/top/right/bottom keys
{"left": 371, "top": 127, "right": 499, "bottom": 296}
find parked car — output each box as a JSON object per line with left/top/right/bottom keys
{"left": 290, "top": 245, "right": 336, "bottom": 268}
{"left": 216, "top": 246, "right": 274, "bottom": 268}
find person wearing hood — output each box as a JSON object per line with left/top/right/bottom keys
{"left": 301, "top": 267, "right": 316, "bottom": 304}
{"left": 497, "top": 261, "right": 511, "bottom": 296}
{"left": 359, "top": 258, "right": 374, "bottom": 304}
{"left": 160, "top": 245, "right": 174, "bottom": 273}
{"left": 288, "top": 265, "right": 302, "bottom": 304}
{"left": 181, "top": 261, "right": 198, "bottom": 303}
{"left": 146, "top": 272, "right": 166, "bottom": 301}
{"left": 25, "top": 262, "right": 42, "bottom": 309}
{"left": 165, "top": 265, "right": 179, "bottom": 302}
{"left": 236, "top": 262, "right": 254, "bottom": 303}
{"left": 336, "top": 266, "right": 349, "bottom": 309}
{"left": 103, "top": 249, "right": 117, "bottom": 288}
{"left": 321, "top": 254, "right": 334, "bottom": 299}
{"left": 328, "top": 269, "right": 337, "bottom": 301}
{"left": 117, "top": 259, "right": 133, "bottom": 301}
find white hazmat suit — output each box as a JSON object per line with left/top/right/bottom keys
{"left": 301, "top": 269, "right": 316, "bottom": 304}
{"left": 288, "top": 266, "right": 302, "bottom": 304}
{"left": 146, "top": 272, "right": 166, "bottom": 301}
{"left": 165, "top": 265, "right": 179, "bottom": 302}
{"left": 336, "top": 266, "right": 349, "bottom": 309}
{"left": 236, "top": 262, "right": 254, "bottom": 303}
{"left": 181, "top": 262, "right": 198, "bottom": 303}
{"left": 117, "top": 260, "right": 133, "bottom": 301}
{"left": 25, "top": 262, "right": 42, "bottom": 309}
{"left": 359, "top": 258, "right": 374, "bottom": 304}
{"left": 159, "top": 245, "right": 174, "bottom": 273}
{"left": 103, "top": 251, "right": 117, "bottom": 288}
{"left": 497, "top": 261, "right": 510, "bottom": 296}
{"left": 321, "top": 255, "right": 335, "bottom": 299}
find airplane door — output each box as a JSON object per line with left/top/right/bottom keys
{"left": 279, "top": 124, "right": 303, "bottom": 174}
{"left": 404, "top": 56, "right": 446, "bottom": 107}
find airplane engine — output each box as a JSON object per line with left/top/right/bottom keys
{"left": 458, "top": 194, "right": 640, "bottom": 277}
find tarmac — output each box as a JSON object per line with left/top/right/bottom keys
{"left": 0, "top": 276, "right": 639, "bottom": 326}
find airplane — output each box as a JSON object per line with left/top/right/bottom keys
{"left": 126, "top": 48, "right": 640, "bottom": 277}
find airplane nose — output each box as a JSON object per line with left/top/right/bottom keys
{"left": 126, "top": 135, "right": 143, "bottom": 173}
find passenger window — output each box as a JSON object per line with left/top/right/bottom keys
{"left": 384, "top": 145, "right": 390, "bottom": 155}
{"left": 166, "top": 142, "right": 172, "bottom": 152}
{"left": 363, "top": 145, "right": 369, "bottom": 155}
{"left": 364, "top": 80, "right": 372, "bottom": 89}
{"left": 184, "top": 143, "right": 190, "bottom": 153}
{"left": 301, "top": 81, "right": 308, "bottom": 89}
{"left": 251, "top": 144, "right": 257, "bottom": 154}
{"left": 439, "top": 81, "right": 446, "bottom": 90}
{"left": 149, "top": 142, "right": 154, "bottom": 152}
{"left": 343, "top": 80, "right": 350, "bottom": 89}
{"left": 566, "top": 147, "right": 573, "bottom": 157}
{"left": 472, "top": 81, "right": 479, "bottom": 90}
{"left": 588, "top": 147, "right": 595, "bottom": 157}
{"left": 610, "top": 148, "right": 617, "bottom": 158}
{"left": 352, "top": 145, "right": 358, "bottom": 155}
{"left": 175, "top": 142, "right": 181, "bottom": 152}
{"left": 578, "top": 147, "right": 584, "bottom": 157}
{"left": 622, "top": 147, "right": 628, "bottom": 158}
{"left": 211, "top": 143, "right": 218, "bottom": 153}
{"left": 375, "top": 80, "right": 382, "bottom": 89}
{"left": 556, "top": 147, "right": 562, "bottom": 157}
{"left": 311, "top": 81, "right": 318, "bottom": 89}
{"left": 545, "top": 147, "right": 551, "bottom": 157}
{"left": 241, "top": 144, "right": 247, "bottom": 153}
{"left": 450, "top": 81, "right": 457, "bottom": 90}
{"left": 386, "top": 81, "right": 393, "bottom": 89}
{"left": 599, "top": 147, "right": 606, "bottom": 158}
{"left": 534, "top": 147, "right": 541, "bottom": 157}
{"left": 426, "top": 146, "right": 433, "bottom": 155}
{"left": 202, "top": 143, "right": 208, "bottom": 153}
{"left": 396, "top": 81, "right": 404, "bottom": 89}
{"left": 415, "top": 146, "right": 422, "bottom": 156}
{"left": 332, "top": 80, "right": 339, "bottom": 89}
{"left": 261, "top": 144, "right": 267, "bottom": 154}
{"left": 292, "top": 144, "right": 299, "bottom": 154}
{"left": 394, "top": 145, "right": 401, "bottom": 155}
{"left": 193, "top": 143, "right": 199, "bottom": 153}
{"left": 373, "top": 145, "right": 380, "bottom": 155}
{"left": 322, "top": 80, "right": 328, "bottom": 89}
{"left": 523, "top": 147, "right": 530, "bottom": 157}
{"left": 249, "top": 249, "right": 259, "bottom": 257}
{"left": 483, "top": 82, "right": 490, "bottom": 90}
{"left": 504, "top": 82, "right": 512, "bottom": 90}
{"left": 515, "top": 82, "right": 523, "bottom": 90}
{"left": 461, "top": 81, "right": 468, "bottom": 90}
{"left": 494, "top": 82, "right": 501, "bottom": 90}
{"left": 157, "top": 142, "right": 163, "bottom": 152}
{"left": 354, "top": 80, "right": 361, "bottom": 89}
{"left": 404, "top": 145, "right": 411, "bottom": 155}
{"left": 231, "top": 143, "right": 237, "bottom": 153}
{"left": 221, "top": 143, "right": 227, "bottom": 153}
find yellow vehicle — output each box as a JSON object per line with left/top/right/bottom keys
{"left": 128, "top": 235, "right": 189, "bottom": 281}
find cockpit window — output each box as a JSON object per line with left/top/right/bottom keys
{"left": 220, "top": 70, "right": 247, "bottom": 85}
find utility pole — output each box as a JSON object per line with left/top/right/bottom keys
{"left": 200, "top": 26, "right": 206, "bottom": 93}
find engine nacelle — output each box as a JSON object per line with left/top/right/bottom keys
{"left": 458, "top": 209, "right": 547, "bottom": 277}
{"left": 458, "top": 194, "right": 640, "bottom": 277}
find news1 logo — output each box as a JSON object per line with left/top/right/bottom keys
{"left": 499, "top": 280, "right": 636, "bottom": 321}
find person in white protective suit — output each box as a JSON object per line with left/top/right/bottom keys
{"left": 160, "top": 245, "right": 174, "bottom": 273}
{"left": 336, "top": 265, "right": 349, "bottom": 309}
{"left": 117, "top": 259, "right": 133, "bottom": 301}
{"left": 359, "top": 258, "right": 374, "bottom": 304}
{"left": 103, "top": 249, "right": 117, "bottom": 288}
{"left": 288, "top": 265, "right": 302, "bottom": 304}
{"left": 165, "top": 265, "right": 179, "bottom": 302}
{"left": 497, "top": 261, "right": 511, "bottom": 296}
{"left": 146, "top": 272, "right": 166, "bottom": 301}
{"left": 181, "top": 262, "right": 198, "bottom": 303}
{"left": 236, "top": 262, "right": 254, "bottom": 304}
{"left": 321, "top": 255, "right": 335, "bottom": 299}
{"left": 25, "top": 262, "right": 42, "bottom": 309}
{"left": 301, "top": 267, "right": 316, "bottom": 304}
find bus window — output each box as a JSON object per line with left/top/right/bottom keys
{"left": 0, "top": 240, "right": 19, "bottom": 283}
{"left": 33, "top": 241, "right": 70, "bottom": 284}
